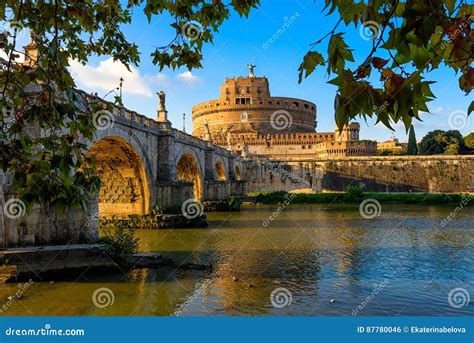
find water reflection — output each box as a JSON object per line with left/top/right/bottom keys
{"left": 0, "top": 204, "right": 473, "bottom": 316}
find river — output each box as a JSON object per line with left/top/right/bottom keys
{"left": 1, "top": 203, "right": 473, "bottom": 316}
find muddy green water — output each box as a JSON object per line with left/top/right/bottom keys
{"left": 1, "top": 204, "right": 473, "bottom": 316}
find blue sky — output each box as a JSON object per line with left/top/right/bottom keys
{"left": 67, "top": 0, "right": 473, "bottom": 142}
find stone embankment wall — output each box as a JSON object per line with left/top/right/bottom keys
{"left": 314, "top": 156, "right": 474, "bottom": 193}
{"left": 243, "top": 159, "right": 318, "bottom": 193}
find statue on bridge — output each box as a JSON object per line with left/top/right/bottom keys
{"left": 158, "top": 90, "right": 166, "bottom": 111}
{"left": 156, "top": 90, "right": 170, "bottom": 125}
{"left": 226, "top": 130, "right": 232, "bottom": 148}
{"left": 204, "top": 119, "right": 212, "bottom": 142}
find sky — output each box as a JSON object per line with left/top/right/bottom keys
{"left": 10, "top": 0, "right": 473, "bottom": 142}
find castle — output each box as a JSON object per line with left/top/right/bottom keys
{"left": 192, "top": 65, "right": 377, "bottom": 161}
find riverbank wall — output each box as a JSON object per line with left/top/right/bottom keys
{"left": 312, "top": 155, "right": 474, "bottom": 193}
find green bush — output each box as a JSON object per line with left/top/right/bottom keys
{"left": 98, "top": 220, "right": 139, "bottom": 264}
{"left": 344, "top": 185, "right": 364, "bottom": 201}
{"left": 246, "top": 191, "right": 470, "bottom": 205}
{"left": 227, "top": 196, "right": 241, "bottom": 211}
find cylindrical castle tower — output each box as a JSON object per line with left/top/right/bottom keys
{"left": 192, "top": 70, "right": 317, "bottom": 138}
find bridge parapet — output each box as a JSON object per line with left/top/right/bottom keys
{"left": 78, "top": 90, "right": 168, "bottom": 131}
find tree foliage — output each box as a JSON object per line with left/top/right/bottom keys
{"left": 407, "top": 124, "right": 417, "bottom": 155}
{"left": 419, "top": 129, "right": 467, "bottom": 155}
{"left": 298, "top": 0, "right": 473, "bottom": 131}
{"left": 0, "top": 0, "right": 259, "bottom": 210}
{"left": 464, "top": 132, "right": 474, "bottom": 149}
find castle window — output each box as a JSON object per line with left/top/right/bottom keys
{"left": 269, "top": 101, "right": 272, "bottom": 104}
{"left": 246, "top": 86, "right": 250, "bottom": 93}
{"left": 235, "top": 97, "right": 252, "bottom": 105}
{"left": 311, "top": 106, "right": 315, "bottom": 110}
{"left": 304, "top": 104, "right": 309, "bottom": 109}
{"left": 302, "top": 145, "right": 306, "bottom": 149}
{"left": 277, "top": 101, "right": 280, "bottom": 105}
{"left": 226, "top": 87, "right": 230, "bottom": 94}
{"left": 293, "top": 102, "right": 299, "bottom": 107}
{"left": 257, "top": 87, "right": 261, "bottom": 93}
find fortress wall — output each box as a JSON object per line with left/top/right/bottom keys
{"left": 313, "top": 156, "right": 474, "bottom": 193}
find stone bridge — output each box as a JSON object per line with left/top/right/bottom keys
{"left": 1, "top": 91, "right": 310, "bottom": 248}
{"left": 83, "top": 92, "right": 246, "bottom": 217}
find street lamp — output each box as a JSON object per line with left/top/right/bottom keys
{"left": 183, "top": 113, "right": 186, "bottom": 133}
{"left": 119, "top": 77, "right": 124, "bottom": 102}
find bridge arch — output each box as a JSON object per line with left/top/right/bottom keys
{"left": 85, "top": 131, "right": 151, "bottom": 217}
{"left": 235, "top": 164, "right": 242, "bottom": 181}
{"left": 215, "top": 159, "right": 227, "bottom": 181}
{"left": 176, "top": 152, "right": 203, "bottom": 200}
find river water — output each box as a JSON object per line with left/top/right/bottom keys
{"left": 1, "top": 204, "right": 473, "bottom": 316}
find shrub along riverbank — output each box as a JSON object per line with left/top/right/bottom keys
{"left": 246, "top": 188, "right": 473, "bottom": 205}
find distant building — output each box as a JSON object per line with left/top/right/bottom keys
{"left": 191, "top": 67, "right": 376, "bottom": 161}
{"left": 377, "top": 138, "right": 408, "bottom": 155}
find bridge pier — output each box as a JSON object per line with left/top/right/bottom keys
{"left": 1, "top": 176, "right": 98, "bottom": 248}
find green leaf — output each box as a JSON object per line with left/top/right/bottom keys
{"left": 327, "top": 33, "right": 354, "bottom": 75}
{"left": 298, "top": 51, "right": 325, "bottom": 83}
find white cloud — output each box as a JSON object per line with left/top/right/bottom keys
{"left": 68, "top": 58, "right": 153, "bottom": 97}
{"left": 146, "top": 73, "right": 172, "bottom": 88}
{"left": 176, "top": 71, "right": 200, "bottom": 86}
{"left": 68, "top": 58, "right": 200, "bottom": 98}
